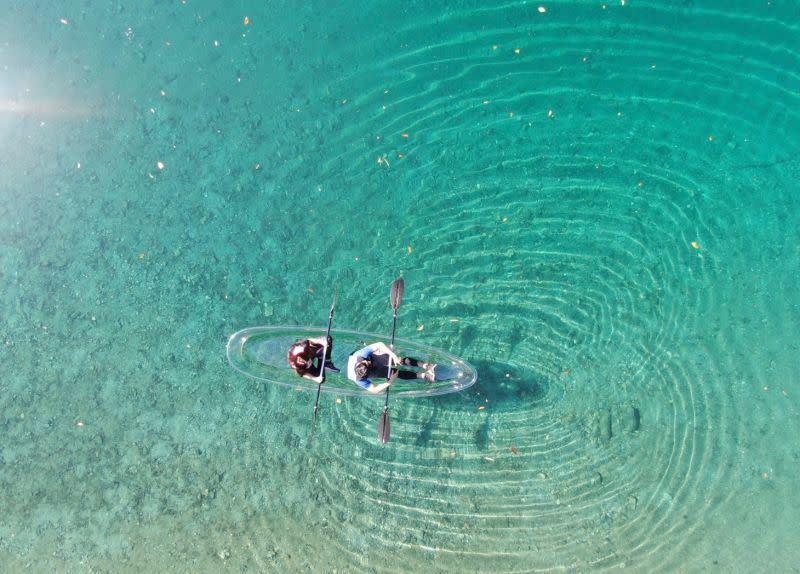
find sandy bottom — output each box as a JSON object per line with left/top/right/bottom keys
{"left": 1, "top": 1, "right": 798, "bottom": 572}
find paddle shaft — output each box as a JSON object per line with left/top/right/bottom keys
{"left": 379, "top": 278, "right": 404, "bottom": 443}
{"left": 384, "top": 308, "right": 398, "bottom": 410}
{"left": 313, "top": 292, "right": 337, "bottom": 422}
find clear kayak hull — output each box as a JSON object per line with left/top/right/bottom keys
{"left": 226, "top": 326, "right": 478, "bottom": 398}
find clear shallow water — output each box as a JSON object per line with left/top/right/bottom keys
{"left": 1, "top": 1, "right": 798, "bottom": 572}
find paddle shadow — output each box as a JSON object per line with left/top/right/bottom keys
{"left": 413, "top": 406, "right": 437, "bottom": 447}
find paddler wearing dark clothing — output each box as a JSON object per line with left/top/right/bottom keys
{"left": 346, "top": 341, "right": 435, "bottom": 394}
{"left": 287, "top": 336, "right": 339, "bottom": 383}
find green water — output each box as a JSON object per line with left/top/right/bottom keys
{"left": 1, "top": 1, "right": 798, "bottom": 572}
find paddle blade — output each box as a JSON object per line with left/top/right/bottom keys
{"left": 378, "top": 409, "right": 391, "bottom": 444}
{"left": 330, "top": 286, "right": 339, "bottom": 313}
{"left": 390, "top": 277, "right": 405, "bottom": 310}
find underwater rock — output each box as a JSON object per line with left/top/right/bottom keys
{"left": 600, "top": 409, "right": 613, "bottom": 441}
{"left": 625, "top": 405, "right": 641, "bottom": 432}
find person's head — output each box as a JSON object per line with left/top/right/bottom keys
{"left": 287, "top": 341, "right": 309, "bottom": 370}
{"left": 355, "top": 358, "right": 371, "bottom": 380}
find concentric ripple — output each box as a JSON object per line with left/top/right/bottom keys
{"left": 238, "top": 1, "right": 800, "bottom": 572}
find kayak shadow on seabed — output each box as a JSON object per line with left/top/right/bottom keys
{"left": 468, "top": 359, "right": 556, "bottom": 408}
{"left": 405, "top": 359, "right": 556, "bottom": 451}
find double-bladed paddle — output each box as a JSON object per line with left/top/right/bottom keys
{"left": 312, "top": 289, "right": 337, "bottom": 430}
{"left": 378, "top": 277, "right": 404, "bottom": 443}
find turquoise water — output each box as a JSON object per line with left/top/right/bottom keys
{"left": 1, "top": 1, "right": 798, "bottom": 572}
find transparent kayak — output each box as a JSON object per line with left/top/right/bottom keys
{"left": 227, "top": 325, "right": 478, "bottom": 398}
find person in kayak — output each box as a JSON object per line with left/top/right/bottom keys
{"left": 347, "top": 341, "right": 435, "bottom": 393}
{"left": 287, "top": 336, "right": 339, "bottom": 383}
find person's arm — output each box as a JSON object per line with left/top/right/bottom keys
{"left": 301, "top": 371, "right": 324, "bottom": 384}
{"left": 297, "top": 364, "right": 324, "bottom": 383}
{"left": 370, "top": 342, "right": 401, "bottom": 364}
{"left": 366, "top": 381, "right": 392, "bottom": 394}
{"left": 365, "top": 369, "right": 398, "bottom": 394}
{"left": 296, "top": 353, "right": 325, "bottom": 384}
{"left": 310, "top": 336, "right": 333, "bottom": 360}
